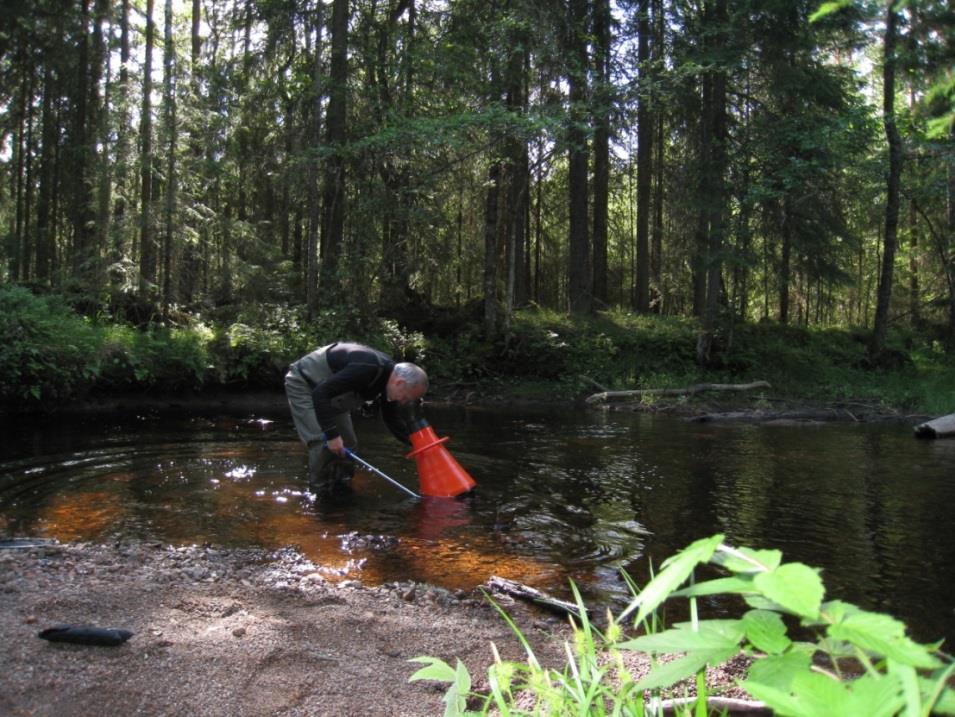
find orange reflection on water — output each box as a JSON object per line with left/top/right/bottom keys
{"left": 106, "top": 472, "right": 137, "bottom": 483}
{"left": 381, "top": 535, "right": 565, "bottom": 591}
{"left": 255, "top": 510, "right": 357, "bottom": 577}
{"left": 37, "top": 490, "right": 124, "bottom": 541}
{"left": 203, "top": 477, "right": 570, "bottom": 592}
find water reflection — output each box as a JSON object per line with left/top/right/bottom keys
{"left": 1, "top": 405, "right": 953, "bottom": 644}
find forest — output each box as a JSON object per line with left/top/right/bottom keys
{"left": 0, "top": 0, "right": 953, "bottom": 406}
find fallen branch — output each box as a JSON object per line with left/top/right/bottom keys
{"left": 585, "top": 380, "right": 771, "bottom": 405}
{"left": 579, "top": 375, "right": 609, "bottom": 392}
{"left": 484, "top": 576, "right": 580, "bottom": 618}
{"left": 689, "top": 409, "right": 845, "bottom": 423}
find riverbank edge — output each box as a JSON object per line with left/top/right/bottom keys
{"left": 0, "top": 382, "right": 936, "bottom": 428}
{"left": 0, "top": 538, "right": 756, "bottom": 717}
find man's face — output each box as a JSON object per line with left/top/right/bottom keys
{"left": 388, "top": 377, "right": 426, "bottom": 406}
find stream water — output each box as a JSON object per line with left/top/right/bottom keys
{"left": 1, "top": 403, "right": 953, "bottom": 644}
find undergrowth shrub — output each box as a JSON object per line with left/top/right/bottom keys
{"left": 203, "top": 305, "right": 429, "bottom": 387}
{"left": 413, "top": 535, "right": 955, "bottom": 716}
{"left": 96, "top": 323, "right": 211, "bottom": 391}
{"left": 0, "top": 285, "right": 100, "bottom": 403}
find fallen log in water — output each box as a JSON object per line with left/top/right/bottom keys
{"left": 914, "top": 412, "right": 955, "bottom": 439}
{"left": 689, "top": 408, "right": 851, "bottom": 423}
{"left": 585, "top": 380, "right": 771, "bottom": 405}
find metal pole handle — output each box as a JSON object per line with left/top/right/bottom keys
{"left": 343, "top": 448, "right": 420, "bottom": 499}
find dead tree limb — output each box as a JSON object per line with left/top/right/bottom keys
{"left": 585, "top": 380, "right": 771, "bottom": 405}
{"left": 484, "top": 576, "right": 580, "bottom": 618}
{"left": 579, "top": 375, "right": 609, "bottom": 392}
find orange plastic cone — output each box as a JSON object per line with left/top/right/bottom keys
{"left": 405, "top": 424, "right": 477, "bottom": 498}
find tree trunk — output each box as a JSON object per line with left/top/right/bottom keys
{"left": 483, "top": 160, "right": 501, "bottom": 335}
{"left": 12, "top": 67, "right": 28, "bottom": 281}
{"left": 566, "top": 0, "right": 591, "bottom": 315}
{"left": 70, "top": 0, "right": 101, "bottom": 288}
{"left": 161, "top": 0, "right": 177, "bottom": 312}
{"left": 375, "top": 0, "right": 414, "bottom": 313}
{"left": 634, "top": 0, "right": 652, "bottom": 313}
{"left": 177, "top": 0, "right": 203, "bottom": 304}
{"left": 591, "top": 0, "right": 611, "bottom": 309}
{"left": 306, "top": 5, "right": 323, "bottom": 317}
{"left": 109, "top": 0, "right": 131, "bottom": 272}
{"left": 504, "top": 38, "right": 529, "bottom": 324}
{"left": 35, "top": 63, "right": 57, "bottom": 284}
{"left": 871, "top": 0, "right": 902, "bottom": 357}
{"left": 94, "top": 0, "right": 112, "bottom": 277}
{"left": 947, "top": 148, "right": 955, "bottom": 349}
{"left": 909, "top": 193, "right": 920, "bottom": 324}
{"left": 696, "top": 0, "right": 728, "bottom": 366}
{"left": 534, "top": 135, "right": 544, "bottom": 305}
{"left": 321, "top": 0, "right": 348, "bottom": 297}
{"left": 692, "top": 68, "right": 711, "bottom": 319}
{"left": 21, "top": 70, "right": 38, "bottom": 281}
{"left": 139, "top": 0, "right": 157, "bottom": 298}
{"left": 908, "top": 89, "right": 920, "bottom": 326}
{"left": 779, "top": 199, "right": 792, "bottom": 324}
{"left": 651, "top": 12, "right": 664, "bottom": 313}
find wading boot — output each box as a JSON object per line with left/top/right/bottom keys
{"left": 309, "top": 456, "right": 355, "bottom": 497}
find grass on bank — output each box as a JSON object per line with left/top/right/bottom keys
{"left": 410, "top": 534, "right": 955, "bottom": 717}
{"left": 1, "top": 284, "right": 953, "bottom": 416}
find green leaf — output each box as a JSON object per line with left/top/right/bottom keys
{"left": 743, "top": 610, "right": 792, "bottom": 655}
{"left": 887, "top": 659, "right": 921, "bottom": 717}
{"left": 753, "top": 563, "right": 824, "bottom": 620}
{"left": 619, "top": 534, "right": 724, "bottom": 625}
{"left": 712, "top": 546, "right": 782, "bottom": 574}
{"left": 746, "top": 651, "right": 813, "bottom": 692}
{"left": 408, "top": 656, "right": 457, "bottom": 683}
{"left": 443, "top": 659, "right": 473, "bottom": 717}
{"left": 672, "top": 576, "right": 756, "bottom": 598}
{"left": 926, "top": 113, "right": 955, "bottom": 139}
{"left": 809, "top": 0, "right": 852, "bottom": 24}
{"left": 790, "top": 670, "right": 851, "bottom": 716}
{"left": 827, "top": 611, "right": 941, "bottom": 669}
{"left": 816, "top": 599, "right": 856, "bottom": 625}
{"left": 740, "top": 679, "right": 812, "bottom": 717}
{"left": 618, "top": 620, "right": 743, "bottom": 653}
{"left": 845, "top": 673, "right": 905, "bottom": 717}
{"left": 757, "top": 671, "right": 904, "bottom": 717}
{"left": 633, "top": 646, "right": 739, "bottom": 692}
{"left": 919, "top": 671, "right": 955, "bottom": 716}
{"left": 744, "top": 594, "right": 789, "bottom": 612}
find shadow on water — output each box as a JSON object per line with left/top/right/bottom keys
{"left": 1, "top": 404, "right": 953, "bottom": 644}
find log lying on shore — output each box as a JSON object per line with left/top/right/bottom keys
{"left": 585, "top": 380, "right": 771, "bottom": 405}
{"left": 485, "top": 576, "right": 581, "bottom": 618}
{"left": 914, "top": 413, "right": 955, "bottom": 439}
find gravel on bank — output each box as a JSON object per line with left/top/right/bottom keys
{"left": 0, "top": 539, "right": 574, "bottom": 717}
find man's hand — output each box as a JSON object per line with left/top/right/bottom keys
{"left": 326, "top": 436, "right": 347, "bottom": 456}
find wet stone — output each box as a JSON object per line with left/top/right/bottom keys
{"left": 338, "top": 532, "right": 399, "bottom": 552}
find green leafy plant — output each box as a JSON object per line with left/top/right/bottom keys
{"left": 0, "top": 285, "right": 100, "bottom": 402}
{"left": 411, "top": 534, "right": 955, "bottom": 716}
